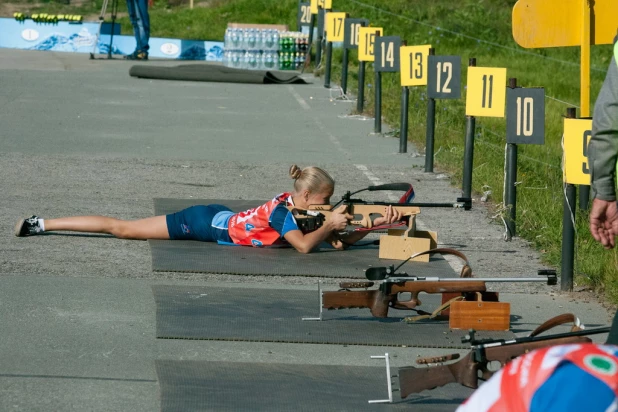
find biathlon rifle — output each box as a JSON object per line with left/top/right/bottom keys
{"left": 397, "top": 314, "right": 611, "bottom": 397}
{"left": 288, "top": 183, "right": 471, "bottom": 231}
{"left": 321, "top": 248, "right": 557, "bottom": 318}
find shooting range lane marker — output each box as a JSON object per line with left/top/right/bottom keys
{"left": 353, "top": 164, "right": 465, "bottom": 276}
{"left": 286, "top": 85, "right": 312, "bottom": 111}
{"left": 312, "top": 117, "right": 351, "bottom": 160}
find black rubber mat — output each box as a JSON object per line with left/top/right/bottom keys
{"left": 153, "top": 286, "right": 514, "bottom": 348}
{"left": 150, "top": 198, "right": 457, "bottom": 278}
{"left": 129, "top": 64, "right": 309, "bottom": 84}
{"left": 156, "top": 360, "right": 473, "bottom": 412}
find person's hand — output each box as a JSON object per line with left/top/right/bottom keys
{"left": 590, "top": 198, "right": 618, "bottom": 249}
{"left": 327, "top": 205, "right": 352, "bottom": 231}
{"left": 372, "top": 205, "right": 403, "bottom": 226}
{"left": 148, "top": 0, "right": 153, "bottom": 7}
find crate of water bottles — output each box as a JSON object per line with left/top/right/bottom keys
{"left": 223, "top": 28, "right": 309, "bottom": 71}
{"left": 223, "top": 28, "right": 281, "bottom": 70}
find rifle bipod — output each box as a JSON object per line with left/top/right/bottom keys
{"left": 301, "top": 280, "right": 323, "bottom": 321}
{"left": 368, "top": 353, "right": 398, "bottom": 404}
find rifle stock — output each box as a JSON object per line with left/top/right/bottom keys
{"left": 398, "top": 334, "right": 593, "bottom": 398}
{"left": 321, "top": 280, "right": 487, "bottom": 318}
{"left": 289, "top": 204, "right": 421, "bottom": 229}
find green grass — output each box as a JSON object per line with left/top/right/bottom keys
{"left": 5, "top": 0, "right": 618, "bottom": 302}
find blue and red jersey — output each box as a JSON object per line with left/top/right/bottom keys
{"left": 456, "top": 343, "right": 618, "bottom": 412}
{"left": 212, "top": 192, "right": 301, "bottom": 247}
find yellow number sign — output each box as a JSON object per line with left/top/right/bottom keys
{"left": 399, "top": 45, "right": 431, "bottom": 86}
{"left": 358, "top": 27, "right": 383, "bottom": 62}
{"left": 326, "top": 12, "right": 346, "bottom": 42}
{"left": 465, "top": 67, "right": 507, "bottom": 117}
{"left": 310, "top": 0, "right": 319, "bottom": 14}
{"left": 563, "top": 118, "right": 593, "bottom": 184}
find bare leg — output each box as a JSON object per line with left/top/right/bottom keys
{"left": 44, "top": 215, "right": 170, "bottom": 240}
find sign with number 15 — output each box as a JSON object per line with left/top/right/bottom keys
{"left": 358, "top": 27, "right": 383, "bottom": 62}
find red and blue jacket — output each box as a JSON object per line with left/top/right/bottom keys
{"left": 212, "top": 192, "right": 301, "bottom": 247}
{"left": 456, "top": 343, "right": 618, "bottom": 412}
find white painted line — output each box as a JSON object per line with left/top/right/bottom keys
{"left": 353, "top": 164, "right": 463, "bottom": 275}
{"left": 287, "top": 85, "right": 311, "bottom": 111}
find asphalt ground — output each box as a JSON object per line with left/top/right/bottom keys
{"left": 0, "top": 48, "right": 614, "bottom": 411}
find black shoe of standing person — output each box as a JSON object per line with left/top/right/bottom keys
{"left": 124, "top": 50, "right": 148, "bottom": 61}
{"left": 15, "top": 215, "right": 44, "bottom": 237}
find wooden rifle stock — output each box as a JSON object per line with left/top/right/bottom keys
{"left": 321, "top": 280, "right": 488, "bottom": 318}
{"left": 398, "top": 334, "right": 592, "bottom": 397}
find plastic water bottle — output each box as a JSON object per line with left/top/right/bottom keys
{"left": 224, "top": 29, "right": 230, "bottom": 50}
{"left": 272, "top": 30, "right": 281, "bottom": 50}
{"left": 246, "top": 29, "right": 256, "bottom": 50}
{"left": 262, "top": 51, "right": 274, "bottom": 69}
{"left": 231, "top": 29, "right": 241, "bottom": 50}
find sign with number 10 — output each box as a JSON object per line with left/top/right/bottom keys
{"left": 563, "top": 118, "right": 593, "bottom": 184}
{"left": 506, "top": 88, "right": 545, "bottom": 145}
{"left": 399, "top": 45, "right": 431, "bottom": 86}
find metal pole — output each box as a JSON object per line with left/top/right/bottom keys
{"left": 425, "top": 48, "right": 436, "bottom": 172}
{"left": 375, "top": 71, "right": 382, "bottom": 133}
{"left": 505, "top": 78, "right": 518, "bottom": 240}
{"left": 506, "top": 144, "right": 518, "bottom": 238}
{"left": 561, "top": 107, "right": 577, "bottom": 292}
{"left": 357, "top": 61, "right": 366, "bottom": 113}
{"left": 307, "top": 13, "right": 316, "bottom": 66}
{"left": 316, "top": 35, "right": 323, "bottom": 67}
{"left": 324, "top": 41, "right": 332, "bottom": 88}
{"left": 579, "top": 185, "right": 590, "bottom": 210}
{"left": 341, "top": 48, "right": 349, "bottom": 95}
{"left": 399, "top": 86, "right": 409, "bottom": 153}
{"left": 462, "top": 58, "right": 477, "bottom": 200}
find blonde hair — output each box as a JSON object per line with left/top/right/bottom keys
{"left": 289, "top": 165, "right": 335, "bottom": 194}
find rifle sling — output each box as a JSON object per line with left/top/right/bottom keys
{"left": 404, "top": 296, "right": 465, "bottom": 323}
{"left": 529, "top": 313, "right": 583, "bottom": 337}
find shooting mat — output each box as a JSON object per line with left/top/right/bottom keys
{"left": 153, "top": 286, "right": 515, "bottom": 348}
{"left": 129, "top": 64, "right": 310, "bottom": 84}
{"left": 156, "top": 360, "right": 473, "bottom": 412}
{"left": 150, "top": 198, "right": 457, "bottom": 278}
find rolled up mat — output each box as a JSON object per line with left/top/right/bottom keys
{"left": 129, "top": 63, "right": 310, "bottom": 84}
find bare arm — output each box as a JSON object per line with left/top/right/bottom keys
{"left": 333, "top": 206, "right": 403, "bottom": 249}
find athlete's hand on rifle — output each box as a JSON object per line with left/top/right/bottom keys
{"left": 372, "top": 205, "right": 403, "bottom": 227}
{"left": 590, "top": 198, "right": 618, "bottom": 249}
{"left": 327, "top": 205, "right": 353, "bottom": 231}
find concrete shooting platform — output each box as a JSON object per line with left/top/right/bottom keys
{"left": 0, "top": 48, "right": 614, "bottom": 411}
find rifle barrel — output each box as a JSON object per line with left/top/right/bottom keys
{"left": 474, "top": 326, "right": 611, "bottom": 348}
{"left": 385, "top": 277, "right": 551, "bottom": 283}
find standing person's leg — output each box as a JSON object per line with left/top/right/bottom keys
{"left": 15, "top": 215, "right": 170, "bottom": 239}
{"left": 134, "top": 0, "right": 150, "bottom": 54}
{"left": 125, "top": 0, "right": 143, "bottom": 58}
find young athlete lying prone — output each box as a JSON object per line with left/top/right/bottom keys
{"left": 14, "top": 164, "right": 402, "bottom": 254}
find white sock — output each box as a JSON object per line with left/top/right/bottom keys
{"left": 39, "top": 219, "right": 45, "bottom": 231}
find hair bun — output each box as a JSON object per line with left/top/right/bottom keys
{"left": 289, "top": 164, "right": 302, "bottom": 180}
